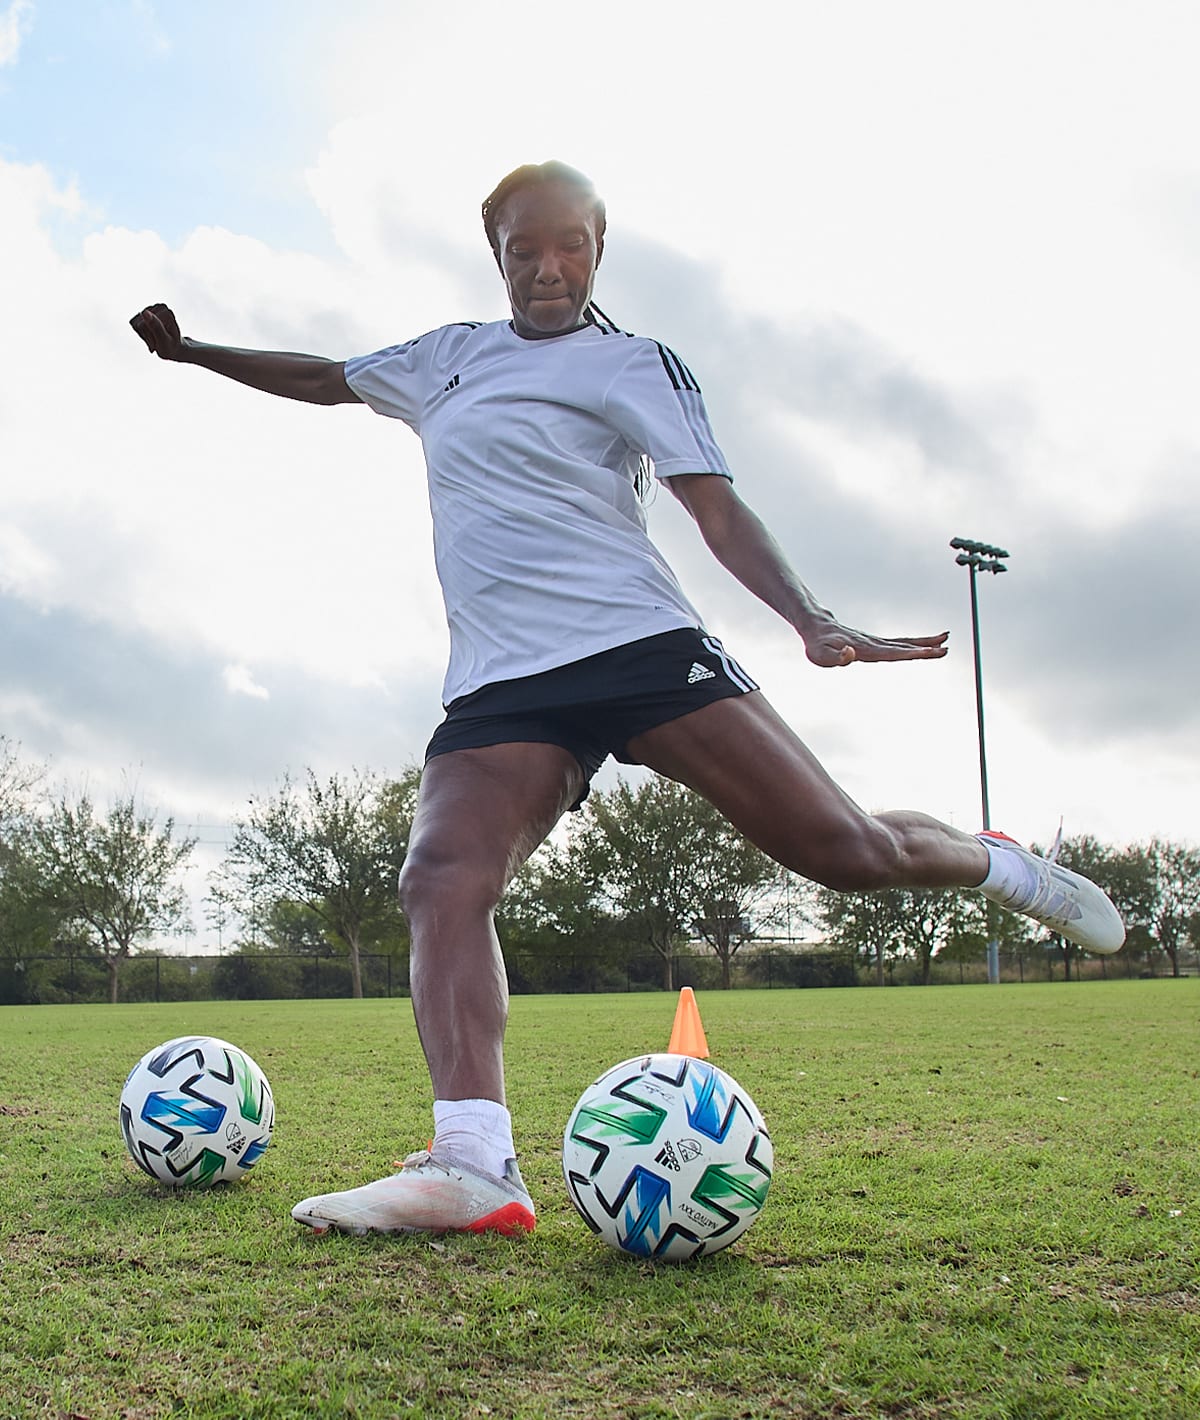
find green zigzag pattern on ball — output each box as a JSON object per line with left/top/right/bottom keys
{"left": 570, "top": 1096, "right": 667, "bottom": 1148}
{"left": 230, "top": 1049, "right": 268, "bottom": 1124}
{"left": 692, "top": 1161, "right": 772, "bottom": 1213}
{"left": 167, "top": 1147, "right": 228, "bottom": 1188}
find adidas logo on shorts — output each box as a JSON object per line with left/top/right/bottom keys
{"left": 687, "top": 662, "right": 716, "bottom": 684}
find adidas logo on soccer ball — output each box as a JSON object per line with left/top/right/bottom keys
{"left": 655, "top": 1140, "right": 681, "bottom": 1172}
{"left": 687, "top": 662, "right": 716, "bottom": 684}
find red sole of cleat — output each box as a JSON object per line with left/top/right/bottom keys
{"left": 464, "top": 1202, "right": 536, "bottom": 1236}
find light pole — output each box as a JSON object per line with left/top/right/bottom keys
{"left": 950, "top": 536, "right": 1009, "bottom": 983}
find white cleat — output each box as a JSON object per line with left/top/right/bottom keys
{"left": 291, "top": 1151, "right": 536, "bottom": 1237}
{"left": 978, "top": 830, "right": 1125, "bottom": 954}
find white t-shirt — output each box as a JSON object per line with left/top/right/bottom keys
{"left": 345, "top": 318, "right": 732, "bottom": 704}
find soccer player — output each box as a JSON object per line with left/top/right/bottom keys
{"left": 131, "top": 161, "right": 1124, "bottom": 1238}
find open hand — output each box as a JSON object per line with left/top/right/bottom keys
{"left": 129, "top": 303, "right": 188, "bottom": 361}
{"left": 804, "top": 621, "right": 949, "bottom": 668}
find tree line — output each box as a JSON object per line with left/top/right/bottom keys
{"left": 2, "top": 734, "right": 1197, "bottom": 1004}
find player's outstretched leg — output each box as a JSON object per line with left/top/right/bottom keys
{"left": 975, "top": 830, "right": 1124, "bottom": 954}
{"left": 291, "top": 1151, "right": 536, "bottom": 1237}
{"left": 625, "top": 693, "right": 1125, "bottom": 955}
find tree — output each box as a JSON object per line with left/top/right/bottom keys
{"left": 496, "top": 840, "right": 625, "bottom": 991}
{"left": 1055, "top": 837, "right": 1197, "bottom": 977}
{"left": 210, "top": 900, "right": 354, "bottom": 1000}
{"left": 0, "top": 736, "right": 42, "bottom": 839}
{"left": 574, "top": 777, "right": 782, "bottom": 989}
{"left": 934, "top": 893, "right": 989, "bottom": 979}
{"left": 819, "top": 886, "right": 904, "bottom": 985}
{"left": 20, "top": 790, "right": 195, "bottom": 1004}
{"left": 222, "top": 766, "right": 419, "bottom": 999}
{"left": 690, "top": 858, "right": 786, "bottom": 990}
{"left": 888, "top": 887, "right": 979, "bottom": 985}
{"left": 498, "top": 841, "right": 595, "bottom": 949}
{"left": 983, "top": 901, "right": 1040, "bottom": 981}
{"left": 574, "top": 780, "right": 691, "bottom": 990}
{"left": 1134, "top": 838, "right": 1200, "bottom": 977}
{"left": 0, "top": 737, "right": 52, "bottom": 1000}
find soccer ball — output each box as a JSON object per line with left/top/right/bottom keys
{"left": 562, "top": 1052, "right": 773, "bottom": 1261}
{"left": 119, "top": 1035, "right": 275, "bottom": 1188}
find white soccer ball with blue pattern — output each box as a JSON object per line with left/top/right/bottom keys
{"left": 562, "top": 1053, "right": 773, "bottom": 1261}
{"left": 120, "top": 1035, "right": 275, "bottom": 1188}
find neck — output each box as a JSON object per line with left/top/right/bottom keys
{"left": 509, "top": 318, "right": 589, "bottom": 342}
{"left": 508, "top": 305, "right": 596, "bottom": 343}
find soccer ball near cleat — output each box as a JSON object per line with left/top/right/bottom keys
{"left": 120, "top": 1035, "right": 275, "bottom": 1188}
{"left": 562, "top": 1052, "right": 773, "bottom": 1261}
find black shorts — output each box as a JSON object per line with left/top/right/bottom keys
{"left": 425, "top": 628, "right": 759, "bottom": 806}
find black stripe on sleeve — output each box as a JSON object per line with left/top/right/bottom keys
{"left": 655, "top": 342, "right": 699, "bottom": 392}
{"left": 655, "top": 341, "right": 681, "bottom": 390}
{"left": 675, "top": 354, "right": 701, "bottom": 391}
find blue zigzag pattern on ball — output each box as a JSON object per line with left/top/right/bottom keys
{"left": 683, "top": 1059, "right": 736, "bottom": 1142}
{"left": 141, "top": 1088, "right": 226, "bottom": 1140}
{"left": 617, "top": 1166, "right": 673, "bottom": 1256}
{"left": 239, "top": 1137, "right": 271, "bottom": 1169}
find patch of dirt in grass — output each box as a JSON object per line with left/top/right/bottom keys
{"left": 1099, "top": 1284, "right": 1200, "bottom": 1314}
{"left": 1043, "top": 1278, "right": 1200, "bottom": 1315}
{"left": 759, "top": 1249, "right": 868, "bottom": 1268}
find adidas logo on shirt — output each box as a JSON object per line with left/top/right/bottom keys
{"left": 687, "top": 662, "right": 716, "bottom": 684}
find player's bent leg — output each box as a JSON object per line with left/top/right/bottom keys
{"left": 292, "top": 742, "right": 583, "bottom": 1238}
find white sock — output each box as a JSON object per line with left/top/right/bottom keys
{"left": 432, "top": 1098, "right": 514, "bottom": 1179}
{"left": 977, "top": 836, "right": 1037, "bottom": 904}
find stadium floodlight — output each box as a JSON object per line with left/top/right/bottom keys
{"left": 950, "top": 536, "right": 1010, "bottom": 984}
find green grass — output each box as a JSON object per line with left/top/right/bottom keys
{"left": 1, "top": 982, "right": 1197, "bottom": 1419}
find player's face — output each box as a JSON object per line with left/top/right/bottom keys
{"left": 494, "top": 181, "right": 603, "bottom": 339}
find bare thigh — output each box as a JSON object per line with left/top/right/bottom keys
{"left": 626, "top": 692, "right": 979, "bottom": 890}
{"left": 401, "top": 742, "right": 587, "bottom": 908}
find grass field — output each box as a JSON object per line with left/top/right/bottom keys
{"left": 1, "top": 981, "right": 1197, "bottom": 1419}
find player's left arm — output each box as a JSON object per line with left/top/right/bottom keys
{"left": 666, "top": 472, "right": 948, "bottom": 668}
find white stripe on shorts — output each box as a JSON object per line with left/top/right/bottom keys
{"left": 701, "top": 635, "right": 759, "bottom": 694}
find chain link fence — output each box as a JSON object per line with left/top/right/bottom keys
{"left": 0, "top": 937, "right": 1175, "bottom": 1005}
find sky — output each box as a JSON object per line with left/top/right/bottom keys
{"left": 2, "top": 0, "right": 1198, "bottom": 948}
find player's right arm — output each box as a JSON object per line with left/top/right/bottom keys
{"left": 129, "top": 303, "right": 362, "bottom": 406}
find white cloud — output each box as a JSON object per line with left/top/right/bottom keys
{"left": 0, "top": 520, "right": 55, "bottom": 598}
{"left": 0, "top": 0, "right": 32, "bottom": 67}
{"left": 222, "top": 663, "right": 269, "bottom": 700}
{"left": 0, "top": 157, "right": 446, "bottom": 690}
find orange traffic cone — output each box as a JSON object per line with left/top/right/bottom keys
{"left": 668, "top": 987, "right": 709, "bottom": 1059}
